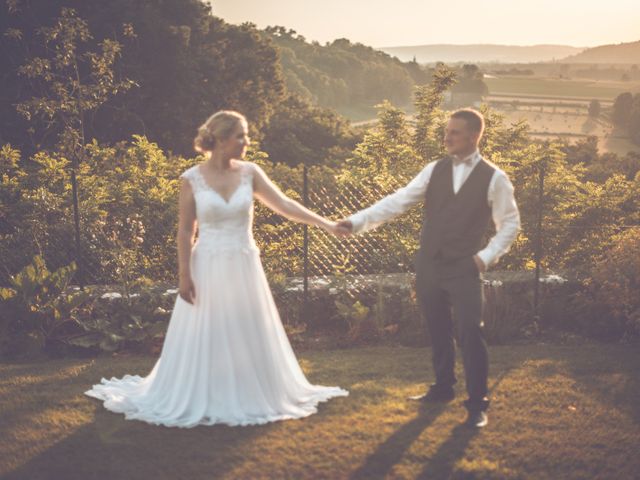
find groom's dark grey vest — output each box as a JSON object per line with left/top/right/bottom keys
{"left": 418, "top": 156, "right": 495, "bottom": 263}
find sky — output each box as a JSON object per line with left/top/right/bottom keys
{"left": 208, "top": 0, "right": 640, "bottom": 48}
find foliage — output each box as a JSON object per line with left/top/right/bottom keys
{"left": 334, "top": 299, "right": 373, "bottom": 342}
{"left": 260, "top": 94, "right": 360, "bottom": 167}
{"left": 264, "top": 26, "right": 432, "bottom": 112}
{"left": 69, "top": 290, "right": 170, "bottom": 352}
{"left": 15, "top": 7, "right": 134, "bottom": 157}
{"left": 450, "top": 64, "right": 488, "bottom": 105}
{"left": 612, "top": 92, "right": 640, "bottom": 145}
{"left": 0, "top": 137, "right": 192, "bottom": 286}
{"left": 413, "top": 64, "right": 457, "bottom": 162}
{"left": 2, "top": 36, "right": 639, "bottom": 346}
{"left": 573, "top": 228, "right": 640, "bottom": 340}
{"left": 482, "top": 283, "right": 535, "bottom": 344}
{"left": 612, "top": 92, "right": 634, "bottom": 126}
{"left": 0, "top": 255, "right": 90, "bottom": 356}
{"left": 1, "top": 0, "right": 285, "bottom": 155}
{"left": 0, "top": 253, "right": 175, "bottom": 357}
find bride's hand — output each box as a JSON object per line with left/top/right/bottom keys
{"left": 322, "top": 220, "right": 352, "bottom": 237}
{"left": 179, "top": 275, "right": 196, "bottom": 304}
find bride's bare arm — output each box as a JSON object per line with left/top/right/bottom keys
{"left": 252, "top": 163, "right": 347, "bottom": 235}
{"left": 177, "top": 178, "right": 197, "bottom": 303}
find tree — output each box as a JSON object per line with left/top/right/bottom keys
{"left": 612, "top": 92, "right": 633, "bottom": 127}
{"left": 264, "top": 26, "right": 430, "bottom": 113}
{"left": 14, "top": 8, "right": 134, "bottom": 160}
{"left": 449, "top": 64, "right": 488, "bottom": 107}
{"left": 11, "top": 7, "right": 135, "bottom": 284}
{"left": 628, "top": 94, "right": 640, "bottom": 145}
{"left": 412, "top": 64, "right": 456, "bottom": 162}
{"left": 455, "top": 64, "right": 489, "bottom": 94}
{"left": 1, "top": 0, "right": 286, "bottom": 155}
{"left": 260, "top": 94, "right": 359, "bottom": 167}
{"left": 588, "top": 99, "right": 601, "bottom": 118}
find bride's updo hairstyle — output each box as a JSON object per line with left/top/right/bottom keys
{"left": 194, "top": 110, "right": 248, "bottom": 154}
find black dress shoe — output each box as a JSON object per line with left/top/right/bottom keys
{"left": 408, "top": 387, "right": 455, "bottom": 403}
{"left": 465, "top": 410, "right": 488, "bottom": 428}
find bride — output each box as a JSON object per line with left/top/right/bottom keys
{"left": 85, "top": 110, "right": 349, "bottom": 427}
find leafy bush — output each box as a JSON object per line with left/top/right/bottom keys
{"left": 572, "top": 229, "right": 640, "bottom": 340}
{"left": 69, "top": 290, "right": 171, "bottom": 353}
{"left": 0, "top": 256, "right": 90, "bottom": 357}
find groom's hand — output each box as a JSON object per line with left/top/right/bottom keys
{"left": 473, "top": 254, "right": 486, "bottom": 273}
{"left": 335, "top": 219, "right": 353, "bottom": 237}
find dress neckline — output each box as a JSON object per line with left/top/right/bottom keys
{"left": 196, "top": 162, "right": 246, "bottom": 204}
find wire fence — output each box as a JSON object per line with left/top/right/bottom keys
{"left": 2, "top": 163, "right": 413, "bottom": 285}
{"left": 2, "top": 161, "right": 638, "bottom": 317}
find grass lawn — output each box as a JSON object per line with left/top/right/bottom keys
{"left": 1, "top": 343, "right": 639, "bottom": 479}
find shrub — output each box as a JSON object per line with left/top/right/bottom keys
{"left": 572, "top": 229, "right": 640, "bottom": 340}
{"left": 0, "top": 255, "right": 91, "bottom": 357}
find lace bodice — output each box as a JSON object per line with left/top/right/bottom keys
{"left": 180, "top": 161, "right": 258, "bottom": 254}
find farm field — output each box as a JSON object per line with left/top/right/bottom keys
{"left": 485, "top": 76, "right": 640, "bottom": 99}
{"left": 497, "top": 109, "right": 637, "bottom": 154}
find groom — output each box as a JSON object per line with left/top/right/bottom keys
{"left": 338, "top": 108, "right": 520, "bottom": 428}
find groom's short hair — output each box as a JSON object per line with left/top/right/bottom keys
{"left": 451, "top": 108, "right": 485, "bottom": 136}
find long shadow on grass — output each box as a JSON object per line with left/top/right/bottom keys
{"left": 415, "top": 363, "right": 519, "bottom": 479}
{"left": 416, "top": 423, "right": 478, "bottom": 479}
{"left": 349, "top": 403, "right": 448, "bottom": 480}
{"left": 349, "top": 362, "right": 516, "bottom": 480}
{"left": 4, "top": 414, "right": 269, "bottom": 480}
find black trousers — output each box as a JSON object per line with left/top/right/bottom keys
{"left": 415, "top": 251, "right": 490, "bottom": 412}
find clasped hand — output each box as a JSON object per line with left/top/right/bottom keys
{"left": 323, "top": 219, "right": 353, "bottom": 238}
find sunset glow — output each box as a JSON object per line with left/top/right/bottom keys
{"left": 210, "top": 0, "right": 640, "bottom": 47}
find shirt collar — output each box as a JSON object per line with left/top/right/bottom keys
{"left": 452, "top": 149, "right": 481, "bottom": 167}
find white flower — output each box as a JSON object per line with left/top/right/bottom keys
{"left": 129, "top": 293, "right": 140, "bottom": 298}
{"left": 163, "top": 288, "right": 179, "bottom": 295}
{"left": 101, "top": 292, "right": 122, "bottom": 299}
{"left": 486, "top": 279, "right": 503, "bottom": 287}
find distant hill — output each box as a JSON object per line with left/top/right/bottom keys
{"left": 263, "top": 27, "right": 432, "bottom": 113}
{"left": 561, "top": 40, "right": 640, "bottom": 64}
{"left": 379, "top": 44, "right": 585, "bottom": 64}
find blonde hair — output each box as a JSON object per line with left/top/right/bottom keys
{"left": 193, "top": 110, "right": 248, "bottom": 153}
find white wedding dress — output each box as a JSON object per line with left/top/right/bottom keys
{"left": 85, "top": 161, "right": 348, "bottom": 427}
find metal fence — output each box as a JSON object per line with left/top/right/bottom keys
{"left": 1, "top": 163, "right": 415, "bottom": 291}
{"left": 2, "top": 161, "right": 638, "bottom": 319}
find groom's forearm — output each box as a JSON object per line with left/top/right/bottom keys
{"left": 348, "top": 206, "right": 396, "bottom": 234}
{"left": 478, "top": 173, "right": 521, "bottom": 268}
{"left": 477, "top": 211, "right": 520, "bottom": 268}
{"left": 348, "top": 164, "right": 432, "bottom": 234}
{"left": 348, "top": 195, "right": 418, "bottom": 234}
{"left": 348, "top": 187, "right": 426, "bottom": 234}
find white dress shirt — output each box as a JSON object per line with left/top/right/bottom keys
{"left": 348, "top": 150, "right": 521, "bottom": 269}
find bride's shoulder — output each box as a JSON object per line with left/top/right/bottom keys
{"left": 179, "top": 164, "right": 200, "bottom": 180}
{"left": 178, "top": 165, "right": 205, "bottom": 193}
{"left": 238, "top": 161, "right": 264, "bottom": 176}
